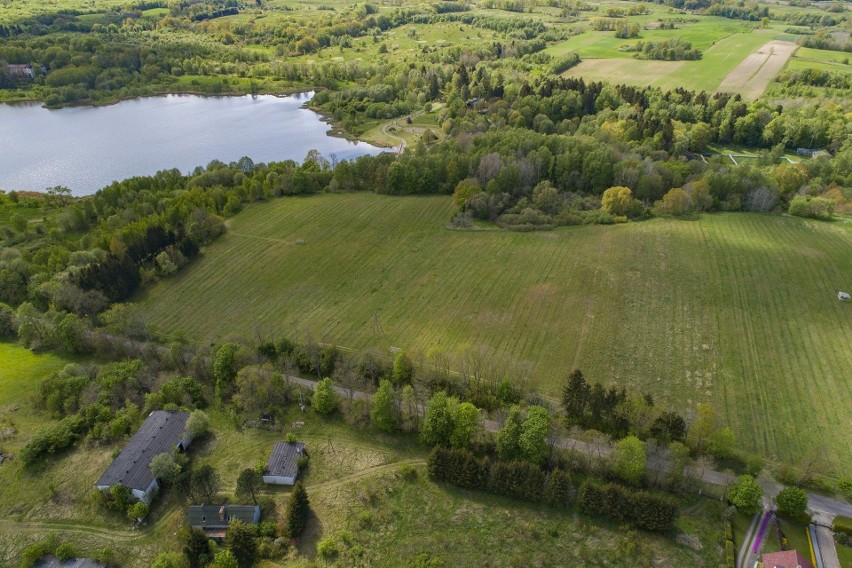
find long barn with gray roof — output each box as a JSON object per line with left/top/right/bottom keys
{"left": 95, "top": 410, "right": 191, "bottom": 503}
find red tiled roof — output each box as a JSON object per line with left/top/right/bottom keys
{"left": 761, "top": 549, "right": 814, "bottom": 568}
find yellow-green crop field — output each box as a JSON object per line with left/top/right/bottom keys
{"left": 138, "top": 194, "right": 852, "bottom": 474}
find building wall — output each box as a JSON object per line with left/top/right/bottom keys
{"left": 263, "top": 475, "right": 295, "bottom": 485}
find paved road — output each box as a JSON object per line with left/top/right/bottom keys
{"left": 815, "top": 524, "right": 841, "bottom": 568}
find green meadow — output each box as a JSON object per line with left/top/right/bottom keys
{"left": 138, "top": 194, "right": 852, "bottom": 475}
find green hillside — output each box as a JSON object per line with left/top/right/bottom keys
{"left": 139, "top": 194, "right": 852, "bottom": 473}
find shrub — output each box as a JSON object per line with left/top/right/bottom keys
{"left": 725, "top": 540, "right": 735, "bottom": 568}
{"left": 55, "top": 542, "right": 79, "bottom": 561}
{"left": 788, "top": 195, "right": 834, "bottom": 220}
{"left": 577, "top": 480, "right": 678, "bottom": 532}
{"left": 775, "top": 486, "right": 808, "bottom": 517}
{"left": 833, "top": 515, "right": 852, "bottom": 536}
{"left": 311, "top": 378, "right": 339, "bottom": 415}
{"left": 316, "top": 536, "right": 339, "bottom": 559}
{"left": 398, "top": 462, "right": 418, "bottom": 481}
{"left": 728, "top": 474, "right": 764, "bottom": 514}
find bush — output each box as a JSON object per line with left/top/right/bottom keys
{"left": 316, "top": 536, "right": 339, "bottom": 559}
{"left": 311, "top": 378, "right": 339, "bottom": 415}
{"left": 838, "top": 478, "right": 852, "bottom": 500}
{"left": 398, "top": 462, "right": 418, "bottom": 481}
{"left": 20, "top": 413, "right": 88, "bottom": 467}
{"left": 55, "top": 542, "right": 79, "bottom": 561}
{"left": 775, "top": 486, "right": 808, "bottom": 517}
{"left": 728, "top": 474, "right": 764, "bottom": 514}
{"left": 577, "top": 480, "right": 678, "bottom": 532}
{"left": 788, "top": 195, "right": 834, "bottom": 220}
{"left": 725, "top": 539, "right": 735, "bottom": 568}
{"left": 833, "top": 515, "right": 852, "bottom": 536}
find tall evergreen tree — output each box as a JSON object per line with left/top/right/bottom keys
{"left": 284, "top": 481, "right": 310, "bottom": 540}
{"left": 562, "top": 369, "right": 589, "bottom": 419}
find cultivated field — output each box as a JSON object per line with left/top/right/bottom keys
{"left": 717, "top": 40, "right": 798, "bottom": 100}
{"left": 560, "top": 31, "right": 776, "bottom": 93}
{"left": 138, "top": 194, "right": 852, "bottom": 474}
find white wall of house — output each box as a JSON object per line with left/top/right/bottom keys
{"left": 263, "top": 474, "right": 295, "bottom": 485}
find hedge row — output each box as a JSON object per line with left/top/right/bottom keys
{"left": 577, "top": 480, "right": 679, "bottom": 532}
{"left": 427, "top": 446, "right": 572, "bottom": 506}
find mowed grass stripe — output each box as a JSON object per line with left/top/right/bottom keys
{"left": 139, "top": 195, "right": 852, "bottom": 473}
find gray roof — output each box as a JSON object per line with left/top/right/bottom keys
{"left": 96, "top": 410, "right": 189, "bottom": 491}
{"left": 266, "top": 441, "right": 305, "bottom": 479}
{"left": 33, "top": 556, "right": 104, "bottom": 568}
{"left": 187, "top": 505, "right": 259, "bottom": 529}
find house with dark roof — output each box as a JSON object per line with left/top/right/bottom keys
{"left": 263, "top": 441, "right": 306, "bottom": 485}
{"left": 33, "top": 557, "right": 104, "bottom": 568}
{"left": 95, "top": 410, "right": 191, "bottom": 503}
{"left": 187, "top": 504, "right": 260, "bottom": 540}
{"left": 761, "top": 549, "right": 814, "bottom": 568}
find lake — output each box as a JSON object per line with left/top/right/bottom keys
{"left": 0, "top": 92, "right": 386, "bottom": 196}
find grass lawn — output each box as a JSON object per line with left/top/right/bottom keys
{"left": 783, "top": 47, "right": 852, "bottom": 75}
{"left": 298, "top": 464, "right": 724, "bottom": 567}
{"left": 138, "top": 194, "right": 852, "bottom": 475}
{"left": 761, "top": 515, "right": 812, "bottom": 556}
{"left": 836, "top": 542, "right": 852, "bottom": 567}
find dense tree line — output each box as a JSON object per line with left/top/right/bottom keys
{"left": 428, "top": 446, "right": 678, "bottom": 532}
{"left": 623, "top": 39, "right": 702, "bottom": 60}
{"left": 577, "top": 480, "right": 679, "bottom": 531}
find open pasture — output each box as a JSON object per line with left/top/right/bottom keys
{"left": 139, "top": 194, "right": 852, "bottom": 474}
{"left": 783, "top": 46, "right": 852, "bottom": 74}
{"left": 559, "top": 31, "right": 775, "bottom": 92}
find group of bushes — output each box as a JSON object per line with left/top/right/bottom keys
{"left": 428, "top": 446, "right": 678, "bottom": 532}
{"left": 577, "top": 481, "right": 679, "bottom": 532}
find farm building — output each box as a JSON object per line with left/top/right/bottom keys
{"left": 761, "top": 549, "right": 814, "bottom": 568}
{"left": 95, "top": 410, "right": 191, "bottom": 503}
{"left": 187, "top": 504, "right": 260, "bottom": 540}
{"left": 263, "top": 441, "right": 306, "bottom": 485}
{"left": 33, "top": 557, "right": 104, "bottom": 568}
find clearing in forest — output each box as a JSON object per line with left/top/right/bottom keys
{"left": 717, "top": 40, "right": 798, "bottom": 100}
{"left": 138, "top": 194, "right": 852, "bottom": 475}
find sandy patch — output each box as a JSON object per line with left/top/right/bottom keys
{"left": 717, "top": 40, "right": 798, "bottom": 100}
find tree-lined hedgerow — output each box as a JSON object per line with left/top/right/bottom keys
{"left": 577, "top": 480, "right": 679, "bottom": 532}
{"left": 428, "top": 446, "right": 678, "bottom": 532}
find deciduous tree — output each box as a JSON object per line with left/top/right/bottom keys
{"left": 370, "top": 379, "right": 397, "bottom": 432}
{"left": 236, "top": 468, "right": 263, "bottom": 504}
{"left": 729, "top": 474, "right": 764, "bottom": 514}
{"left": 311, "top": 377, "right": 339, "bottom": 415}
{"left": 612, "top": 435, "right": 646, "bottom": 486}
{"left": 775, "top": 486, "right": 808, "bottom": 517}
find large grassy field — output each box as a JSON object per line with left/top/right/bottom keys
{"left": 138, "top": 194, "right": 852, "bottom": 474}
{"left": 558, "top": 30, "right": 778, "bottom": 93}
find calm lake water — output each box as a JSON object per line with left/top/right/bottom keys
{"left": 0, "top": 92, "right": 385, "bottom": 196}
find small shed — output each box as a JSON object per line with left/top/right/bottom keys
{"left": 263, "top": 441, "right": 306, "bottom": 485}
{"left": 187, "top": 504, "right": 260, "bottom": 540}
{"left": 839, "top": 291, "right": 850, "bottom": 301}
